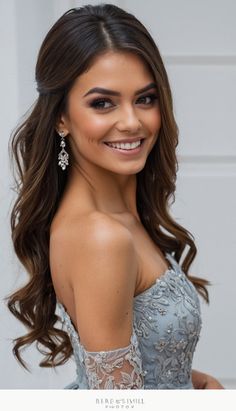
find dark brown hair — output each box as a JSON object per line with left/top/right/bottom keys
{"left": 6, "top": 3, "right": 209, "bottom": 371}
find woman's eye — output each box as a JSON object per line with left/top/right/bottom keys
{"left": 90, "top": 98, "right": 114, "bottom": 110}
{"left": 137, "top": 94, "right": 158, "bottom": 105}
{"left": 89, "top": 93, "right": 158, "bottom": 110}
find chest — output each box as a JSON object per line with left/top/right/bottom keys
{"left": 110, "top": 214, "right": 171, "bottom": 295}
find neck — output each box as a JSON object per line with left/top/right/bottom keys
{"left": 66, "top": 162, "right": 140, "bottom": 220}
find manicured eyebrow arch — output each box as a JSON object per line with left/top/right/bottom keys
{"left": 83, "top": 82, "right": 157, "bottom": 97}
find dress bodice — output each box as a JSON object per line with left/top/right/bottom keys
{"left": 57, "top": 253, "right": 202, "bottom": 389}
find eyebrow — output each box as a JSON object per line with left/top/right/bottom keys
{"left": 83, "top": 82, "right": 157, "bottom": 97}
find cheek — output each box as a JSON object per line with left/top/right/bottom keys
{"left": 71, "top": 110, "right": 112, "bottom": 142}
{"left": 148, "top": 109, "right": 161, "bottom": 133}
{"left": 144, "top": 109, "right": 161, "bottom": 153}
{"left": 139, "top": 107, "right": 161, "bottom": 135}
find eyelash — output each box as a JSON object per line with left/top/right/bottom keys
{"left": 89, "top": 93, "right": 158, "bottom": 110}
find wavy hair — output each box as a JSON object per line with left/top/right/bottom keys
{"left": 6, "top": 3, "right": 209, "bottom": 371}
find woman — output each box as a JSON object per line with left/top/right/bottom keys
{"left": 7, "top": 4, "right": 223, "bottom": 389}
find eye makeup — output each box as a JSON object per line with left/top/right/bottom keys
{"left": 89, "top": 92, "right": 158, "bottom": 110}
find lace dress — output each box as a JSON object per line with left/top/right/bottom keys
{"left": 57, "top": 253, "right": 202, "bottom": 389}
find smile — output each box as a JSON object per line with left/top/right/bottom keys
{"left": 104, "top": 139, "right": 142, "bottom": 150}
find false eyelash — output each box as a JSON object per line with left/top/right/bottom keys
{"left": 137, "top": 93, "right": 158, "bottom": 104}
{"left": 89, "top": 93, "right": 158, "bottom": 110}
{"left": 89, "top": 98, "right": 114, "bottom": 109}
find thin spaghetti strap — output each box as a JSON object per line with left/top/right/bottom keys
{"left": 165, "top": 252, "right": 180, "bottom": 271}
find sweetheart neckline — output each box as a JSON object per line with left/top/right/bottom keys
{"left": 56, "top": 267, "right": 178, "bottom": 346}
{"left": 57, "top": 266, "right": 175, "bottom": 315}
{"left": 56, "top": 254, "right": 181, "bottom": 344}
{"left": 57, "top": 252, "right": 175, "bottom": 306}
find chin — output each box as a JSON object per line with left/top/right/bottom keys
{"left": 118, "top": 165, "right": 146, "bottom": 176}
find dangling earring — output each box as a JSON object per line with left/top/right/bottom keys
{"left": 58, "top": 131, "right": 69, "bottom": 170}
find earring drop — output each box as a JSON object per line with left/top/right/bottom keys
{"left": 58, "top": 131, "right": 69, "bottom": 170}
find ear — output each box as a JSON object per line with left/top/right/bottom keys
{"left": 55, "top": 113, "right": 70, "bottom": 136}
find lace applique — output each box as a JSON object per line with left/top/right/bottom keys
{"left": 58, "top": 301, "right": 145, "bottom": 389}
{"left": 82, "top": 337, "right": 144, "bottom": 389}
{"left": 133, "top": 256, "right": 202, "bottom": 388}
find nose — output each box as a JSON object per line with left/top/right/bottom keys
{"left": 115, "top": 104, "right": 141, "bottom": 133}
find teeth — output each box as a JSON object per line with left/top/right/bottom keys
{"left": 106, "top": 140, "right": 141, "bottom": 150}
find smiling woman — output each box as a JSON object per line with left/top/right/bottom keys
{"left": 58, "top": 51, "right": 161, "bottom": 177}
{"left": 6, "top": 3, "right": 224, "bottom": 389}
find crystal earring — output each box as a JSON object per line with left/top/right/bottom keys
{"left": 58, "top": 131, "right": 69, "bottom": 170}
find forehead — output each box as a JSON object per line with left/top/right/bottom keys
{"left": 71, "top": 51, "right": 154, "bottom": 94}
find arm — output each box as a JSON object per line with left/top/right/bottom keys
{"left": 64, "top": 213, "right": 144, "bottom": 389}
{"left": 191, "top": 369, "right": 224, "bottom": 389}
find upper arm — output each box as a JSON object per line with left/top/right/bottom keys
{"left": 62, "top": 213, "right": 138, "bottom": 352}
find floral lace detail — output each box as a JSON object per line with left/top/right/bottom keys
{"left": 133, "top": 253, "right": 202, "bottom": 388}
{"left": 57, "top": 302, "right": 144, "bottom": 389}
{"left": 82, "top": 337, "right": 144, "bottom": 389}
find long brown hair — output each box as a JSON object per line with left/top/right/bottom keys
{"left": 6, "top": 4, "right": 209, "bottom": 371}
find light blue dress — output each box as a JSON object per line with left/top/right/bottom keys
{"left": 57, "top": 253, "right": 202, "bottom": 389}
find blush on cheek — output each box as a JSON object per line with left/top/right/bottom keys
{"left": 150, "top": 110, "right": 161, "bottom": 130}
{"left": 79, "top": 115, "right": 112, "bottom": 143}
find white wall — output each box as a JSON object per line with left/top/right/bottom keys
{"left": 0, "top": 0, "right": 235, "bottom": 389}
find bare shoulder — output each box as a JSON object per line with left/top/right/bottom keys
{"left": 50, "top": 211, "right": 138, "bottom": 351}
{"left": 62, "top": 210, "right": 138, "bottom": 282}
{"left": 50, "top": 210, "right": 135, "bottom": 256}
{"left": 73, "top": 209, "right": 130, "bottom": 237}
